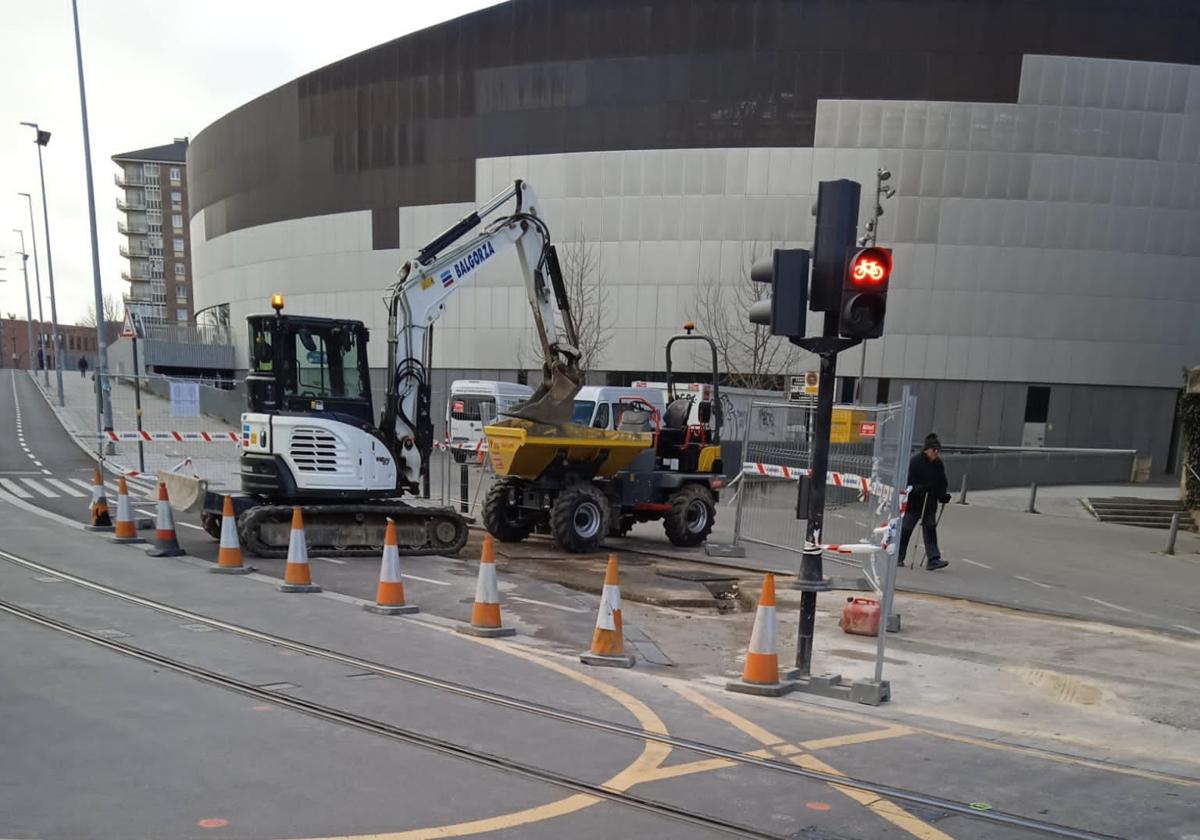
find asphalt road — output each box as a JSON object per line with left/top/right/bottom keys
{"left": 3, "top": 498, "right": 1198, "bottom": 840}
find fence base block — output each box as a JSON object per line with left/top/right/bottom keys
{"left": 779, "top": 671, "right": 892, "bottom": 706}
{"left": 704, "top": 542, "right": 746, "bottom": 558}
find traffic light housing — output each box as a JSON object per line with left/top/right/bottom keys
{"left": 839, "top": 246, "right": 891, "bottom": 338}
{"left": 809, "top": 180, "right": 862, "bottom": 313}
{"left": 748, "top": 248, "right": 809, "bottom": 340}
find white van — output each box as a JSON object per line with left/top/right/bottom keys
{"left": 447, "top": 380, "right": 534, "bottom": 461}
{"left": 570, "top": 385, "right": 668, "bottom": 431}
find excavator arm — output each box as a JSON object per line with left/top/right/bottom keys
{"left": 381, "top": 180, "right": 582, "bottom": 491}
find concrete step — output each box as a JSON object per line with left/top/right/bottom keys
{"left": 1084, "top": 496, "right": 1195, "bottom": 531}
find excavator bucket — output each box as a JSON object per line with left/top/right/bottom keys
{"left": 157, "top": 470, "right": 208, "bottom": 513}
{"left": 506, "top": 364, "right": 582, "bottom": 427}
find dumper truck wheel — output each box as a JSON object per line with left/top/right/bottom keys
{"left": 664, "top": 484, "right": 716, "bottom": 547}
{"left": 550, "top": 484, "right": 610, "bottom": 554}
{"left": 483, "top": 479, "right": 533, "bottom": 543}
{"left": 201, "top": 512, "right": 222, "bottom": 540}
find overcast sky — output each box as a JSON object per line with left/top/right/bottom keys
{"left": 0, "top": 0, "right": 500, "bottom": 325}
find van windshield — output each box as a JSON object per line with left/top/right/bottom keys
{"left": 571, "top": 401, "right": 595, "bottom": 425}
{"left": 450, "top": 395, "right": 495, "bottom": 422}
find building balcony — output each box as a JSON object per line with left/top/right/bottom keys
{"left": 117, "top": 220, "right": 149, "bottom": 236}
{"left": 114, "top": 172, "right": 146, "bottom": 188}
{"left": 120, "top": 269, "right": 150, "bottom": 283}
{"left": 116, "top": 196, "right": 146, "bottom": 212}
{"left": 119, "top": 243, "right": 150, "bottom": 259}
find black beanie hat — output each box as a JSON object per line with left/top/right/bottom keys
{"left": 924, "top": 433, "right": 942, "bottom": 451}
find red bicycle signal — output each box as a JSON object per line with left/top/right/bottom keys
{"left": 849, "top": 247, "right": 892, "bottom": 287}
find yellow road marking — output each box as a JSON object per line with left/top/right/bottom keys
{"left": 670, "top": 684, "right": 957, "bottom": 840}
{"left": 799, "top": 725, "right": 914, "bottom": 751}
{"left": 670, "top": 683, "right": 787, "bottom": 746}
{"left": 291, "top": 623, "right": 673, "bottom": 840}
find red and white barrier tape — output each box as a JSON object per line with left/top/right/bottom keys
{"left": 742, "top": 462, "right": 870, "bottom": 498}
{"left": 98, "top": 431, "right": 239, "bottom": 443}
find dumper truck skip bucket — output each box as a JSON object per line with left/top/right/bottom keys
{"left": 485, "top": 419, "right": 652, "bottom": 480}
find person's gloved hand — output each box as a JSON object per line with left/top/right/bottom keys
{"left": 939, "top": 493, "right": 951, "bottom": 504}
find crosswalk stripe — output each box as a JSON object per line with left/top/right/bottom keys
{"left": 0, "top": 478, "right": 33, "bottom": 499}
{"left": 69, "top": 479, "right": 98, "bottom": 494}
{"left": 21, "top": 478, "right": 59, "bottom": 498}
{"left": 44, "top": 479, "right": 86, "bottom": 497}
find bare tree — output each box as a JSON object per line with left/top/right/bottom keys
{"left": 517, "top": 231, "right": 613, "bottom": 375}
{"left": 78, "top": 293, "right": 121, "bottom": 328}
{"left": 688, "top": 260, "right": 799, "bottom": 391}
{"left": 78, "top": 293, "right": 123, "bottom": 344}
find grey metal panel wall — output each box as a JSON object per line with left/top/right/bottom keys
{"left": 188, "top": 0, "right": 1200, "bottom": 239}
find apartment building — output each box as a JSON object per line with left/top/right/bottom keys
{"left": 112, "top": 138, "right": 192, "bottom": 326}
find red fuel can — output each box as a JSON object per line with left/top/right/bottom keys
{"left": 841, "top": 596, "right": 881, "bottom": 637}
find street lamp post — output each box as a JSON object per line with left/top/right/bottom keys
{"left": 12, "top": 229, "right": 36, "bottom": 372}
{"left": 66, "top": 0, "right": 115, "bottom": 447}
{"left": 19, "top": 128, "right": 64, "bottom": 406}
{"left": 17, "top": 194, "right": 47, "bottom": 384}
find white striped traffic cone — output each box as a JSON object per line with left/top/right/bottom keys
{"left": 456, "top": 534, "right": 514, "bottom": 637}
{"left": 364, "top": 518, "right": 419, "bottom": 615}
{"left": 210, "top": 495, "right": 252, "bottom": 575}
{"left": 147, "top": 482, "right": 186, "bottom": 557}
{"left": 278, "top": 508, "right": 321, "bottom": 592}
{"left": 85, "top": 467, "right": 113, "bottom": 531}
{"left": 580, "top": 554, "right": 635, "bottom": 668}
{"left": 726, "top": 573, "right": 794, "bottom": 696}
{"left": 111, "top": 476, "right": 144, "bottom": 544}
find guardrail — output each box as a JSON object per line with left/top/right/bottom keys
{"left": 938, "top": 447, "right": 1138, "bottom": 491}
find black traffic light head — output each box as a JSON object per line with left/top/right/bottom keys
{"left": 749, "top": 248, "right": 809, "bottom": 339}
{"left": 839, "top": 246, "right": 892, "bottom": 339}
{"left": 809, "top": 180, "right": 862, "bottom": 313}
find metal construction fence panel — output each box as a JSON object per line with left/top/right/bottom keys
{"left": 730, "top": 397, "right": 916, "bottom": 566}
{"left": 92, "top": 373, "right": 242, "bottom": 490}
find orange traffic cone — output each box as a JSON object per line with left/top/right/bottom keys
{"left": 147, "top": 482, "right": 186, "bottom": 557}
{"left": 278, "top": 508, "right": 321, "bottom": 592}
{"left": 210, "top": 495, "right": 252, "bottom": 575}
{"left": 580, "top": 554, "right": 635, "bottom": 668}
{"left": 456, "top": 534, "right": 514, "bottom": 637}
{"left": 726, "top": 573, "right": 794, "bottom": 696}
{"left": 85, "top": 467, "right": 113, "bottom": 532}
{"left": 110, "top": 476, "right": 144, "bottom": 544}
{"left": 364, "top": 518, "right": 418, "bottom": 615}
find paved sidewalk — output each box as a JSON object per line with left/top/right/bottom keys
{"left": 31, "top": 370, "right": 241, "bottom": 489}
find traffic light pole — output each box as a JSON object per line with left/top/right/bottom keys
{"left": 792, "top": 321, "right": 859, "bottom": 676}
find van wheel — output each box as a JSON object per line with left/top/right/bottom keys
{"left": 483, "top": 479, "right": 533, "bottom": 543}
{"left": 550, "top": 485, "right": 610, "bottom": 554}
{"left": 664, "top": 484, "right": 716, "bottom": 547}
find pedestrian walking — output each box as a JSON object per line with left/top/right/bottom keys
{"left": 898, "top": 433, "right": 951, "bottom": 571}
{"left": 78, "top": 356, "right": 89, "bottom": 378}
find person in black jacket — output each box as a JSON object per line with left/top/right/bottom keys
{"left": 898, "top": 433, "right": 951, "bottom": 570}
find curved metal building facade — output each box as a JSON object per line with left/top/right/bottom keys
{"left": 190, "top": 0, "right": 1200, "bottom": 467}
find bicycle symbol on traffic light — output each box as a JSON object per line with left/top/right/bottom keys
{"left": 851, "top": 258, "right": 886, "bottom": 283}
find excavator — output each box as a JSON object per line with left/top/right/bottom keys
{"left": 199, "top": 180, "right": 583, "bottom": 557}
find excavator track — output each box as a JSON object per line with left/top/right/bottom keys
{"left": 237, "top": 502, "right": 469, "bottom": 559}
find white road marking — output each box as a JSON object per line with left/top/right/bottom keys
{"left": 32, "top": 460, "right": 43, "bottom": 468}
{"left": 1013, "top": 575, "right": 1052, "bottom": 589}
{"left": 316, "top": 557, "right": 347, "bottom": 565}
{"left": 1173, "top": 624, "right": 1200, "bottom": 635}
{"left": 509, "top": 595, "right": 588, "bottom": 613}
{"left": 136, "top": 508, "right": 156, "bottom": 518}
{"left": 44, "top": 479, "right": 85, "bottom": 497}
{"left": 401, "top": 573, "right": 451, "bottom": 587}
{"left": 959, "top": 557, "right": 991, "bottom": 569}
{"left": 20, "top": 478, "right": 59, "bottom": 498}
{"left": 41, "top": 469, "right": 51, "bottom": 475}
{"left": 70, "top": 479, "right": 98, "bottom": 494}
{"left": 0, "top": 478, "right": 33, "bottom": 499}
{"left": 1083, "top": 595, "right": 1134, "bottom": 614}
{"left": 177, "top": 521, "right": 205, "bottom": 531}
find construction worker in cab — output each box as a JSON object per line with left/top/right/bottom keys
{"left": 898, "top": 433, "right": 951, "bottom": 571}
